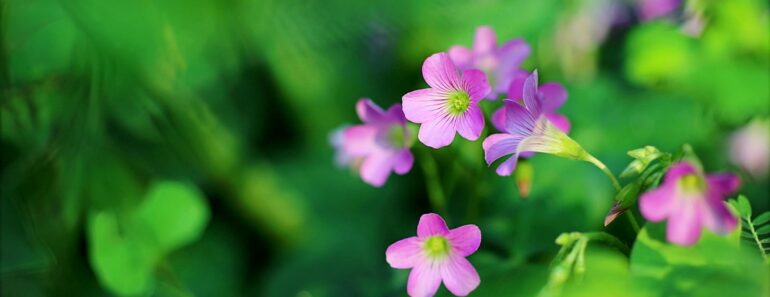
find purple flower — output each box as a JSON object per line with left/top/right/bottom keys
{"left": 402, "top": 53, "right": 490, "bottom": 149}
{"left": 639, "top": 162, "right": 740, "bottom": 246}
{"left": 330, "top": 125, "right": 355, "bottom": 167}
{"left": 483, "top": 71, "right": 587, "bottom": 176}
{"left": 342, "top": 98, "right": 414, "bottom": 187}
{"left": 638, "top": 0, "right": 681, "bottom": 20}
{"left": 491, "top": 72, "right": 571, "bottom": 134}
{"left": 448, "top": 26, "right": 530, "bottom": 99}
{"left": 386, "top": 213, "right": 481, "bottom": 297}
{"left": 729, "top": 119, "right": 770, "bottom": 179}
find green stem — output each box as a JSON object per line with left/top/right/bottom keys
{"left": 418, "top": 149, "right": 447, "bottom": 216}
{"left": 625, "top": 212, "right": 641, "bottom": 233}
{"left": 585, "top": 155, "right": 622, "bottom": 192}
{"left": 584, "top": 232, "right": 631, "bottom": 256}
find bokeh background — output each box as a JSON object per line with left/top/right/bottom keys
{"left": 2, "top": 0, "right": 769, "bottom": 296}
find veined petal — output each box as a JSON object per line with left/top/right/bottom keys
{"left": 393, "top": 149, "right": 414, "bottom": 175}
{"left": 491, "top": 107, "right": 506, "bottom": 132}
{"left": 705, "top": 173, "right": 740, "bottom": 196}
{"left": 666, "top": 199, "right": 703, "bottom": 246}
{"left": 418, "top": 117, "right": 457, "bottom": 149}
{"left": 386, "top": 236, "right": 423, "bottom": 269}
{"left": 517, "top": 134, "right": 562, "bottom": 156}
{"left": 503, "top": 99, "right": 536, "bottom": 136}
{"left": 483, "top": 133, "right": 522, "bottom": 165}
{"left": 343, "top": 125, "right": 378, "bottom": 156}
{"left": 448, "top": 46, "right": 473, "bottom": 70}
{"left": 356, "top": 98, "right": 387, "bottom": 124}
{"left": 461, "top": 69, "right": 491, "bottom": 101}
{"left": 417, "top": 213, "right": 449, "bottom": 238}
{"left": 441, "top": 255, "right": 480, "bottom": 296}
{"left": 639, "top": 183, "right": 677, "bottom": 222}
{"left": 539, "top": 82, "right": 567, "bottom": 113}
{"left": 546, "top": 112, "right": 571, "bottom": 134}
{"left": 447, "top": 225, "right": 481, "bottom": 257}
{"left": 402, "top": 88, "right": 447, "bottom": 124}
{"left": 473, "top": 26, "right": 497, "bottom": 55}
{"left": 456, "top": 106, "right": 484, "bottom": 141}
{"left": 422, "top": 53, "right": 461, "bottom": 91}
{"left": 360, "top": 153, "right": 393, "bottom": 187}
{"left": 522, "top": 70, "right": 542, "bottom": 117}
{"left": 701, "top": 198, "right": 738, "bottom": 234}
{"left": 407, "top": 262, "right": 442, "bottom": 297}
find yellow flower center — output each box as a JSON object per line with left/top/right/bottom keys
{"left": 678, "top": 174, "right": 705, "bottom": 195}
{"left": 423, "top": 236, "right": 450, "bottom": 258}
{"left": 446, "top": 91, "right": 471, "bottom": 116}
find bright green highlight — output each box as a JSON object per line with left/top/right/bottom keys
{"left": 446, "top": 91, "right": 471, "bottom": 116}
{"left": 679, "top": 174, "right": 704, "bottom": 193}
{"left": 423, "top": 236, "right": 450, "bottom": 258}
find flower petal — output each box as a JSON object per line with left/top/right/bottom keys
{"left": 505, "top": 71, "right": 529, "bottom": 100}
{"left": 496, "top": 155, "right": 520, "bottom": 176}
{"left": 483, "top": 133, "right": 521, "bottom": 165}
{"left": 491, "top": 106, "right": 506, "bottom": 132}
{"left": 473, "top": 26, "right": 497, "bottom": 55}
{"left": 545, "top": 112, "right": 571, "bottom": 134}
{"left": 456, "top": 105, "right": 484, "bottom": 141}
{"left": 639, "top": 183, "right": 677, "bottom": 222}
{"left": 705, "top": 173, "right": 740, "bottom": 196}
{"left": 664, "top": 162, "right": 698, "bottom": 184}
{"left": 422, "top": 53, "right": 461, "bottom": 91}
{"left": 343, "top": 125, "right": 378, "bottom": 156}
{"left": 360, "top": 154, "right": 393, "bottom": 187}
{"left": 447, "top": 225, "right": 481, "bottom": 257}
{"left": 441, "top": 255, "right": 480, "bottom": 296}
{"left": 356, "top": 98, "right": 387, "bottom": 124}
{"left": 539, "top": 82, "right": 567, "bottom": 113}
{"left": 385, "top": 103, "right": 407, "bottom": 124}
{"left": 393, "top": 149, "right": 414, "bottom": 175}
{"left": 448, "top": 45, "right": 473, "bottom": 70}
{"left": 407, "top": 262, "right": 442, "bottom": 297}
{"left": 417, "top": 213, "right": 449, "bottom": 238}
{"left": 497, "top": 39, "right": 530, "bottom": 70}
{"left": 402, "top": 88, "right": 448, "bottom": 124}
{"left": 461, "top": 69, "right": 491, "bottom": 101}
{"left": 701, "top": 198, "right": 738, "bottom": 235}
{"left": 666, "top": 199, "right": 703, "bottom": 246}
{"left": 386, "top": 236, "right": 423, "bottom": 269}
{"left": 503, "top": 99, "right": 536, "bottom": 136}
{"left": 522, "top": 70, "right": 542, "bottom": 117}
{"left": 418, "top": 117, "right": 457, "bottom": 149}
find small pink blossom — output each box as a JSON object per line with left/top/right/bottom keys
{"left": 402, "top": 53, "right": 490, "bottom": 149}
{"left": 340, "top": 98, "right": 414, "bottom": 187}
{"left": 638, "top": 0, "right": 681, "bottom": 20}
{"left": 729, "top": 119, "right": 770, "bottom": 179}
{"left": 386, "top": 213, "right": 481, "bottom": 297}
{"left": 639, "top": 162, "right": 740, "bottom": 246}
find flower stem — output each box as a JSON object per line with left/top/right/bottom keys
{"left": 625, "top": 212, "right": 640, "bottom": 233}
{"left": 585, "top": 155, "right": 622, "bottom": 192}
{"left": 418, "top": 149, "right": 447, "bottom": 216}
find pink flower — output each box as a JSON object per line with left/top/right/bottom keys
{"left": 729, "top": 119, "right": 770, "bottom": 179}
{"left": 639, "top": 162, "right": 740, "bottom": 246}
{"left": 491, "top": 72, "right": 571, "bottom": 134}
{"left": 341, "top": 98, "right": 414, "bottom": 187}
{"left": 448, "top": 26, "right": 530, "bottom": 99}
{"left": 402, "top": 53, "right": 491, "bottom": 149}
{"left": 386, "top": 213, "right": 481, "bottom": 297}
{"left": 638, "top": 0, "right": 681, "bottom": 20}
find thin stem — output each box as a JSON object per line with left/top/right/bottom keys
{"left": 585, "top": 155, "right": 622, "bottom": 192}
{"left": 418, "top": 149, "right": 447, "bottom": 216}
{"left": 584, "top": 232, "right": 631, "bottom": 256}
{"left": 625, "top": 212, "right": 641, "bottom": 233}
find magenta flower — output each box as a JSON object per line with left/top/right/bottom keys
{"left": 638, "top": 0, "right": 681, "bottom": 20}
{"left": 729, "top": 119, "right": 770, "bottom": 179}
{"left": 639, "top": 162, "right": 740, "bottom": 246}
{"left": 342, "top": 98, "right": 414, "bottom": 187}
{"left": 448, "top": 26, "right": 530, "bottom": 98}
{"left": 402, "top": 53, "right": 490, "bottom": 149}
{"left": 483, "top": 71, "right": 588, "bottom": 176}
{"left": 386, "top": 213, "right": 481, "bottom": 297}
{"left": 491, "top": 72, "right": 571, "bottom": 134}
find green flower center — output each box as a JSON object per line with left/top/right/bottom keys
{"left": 679, "top": 174, "right": 704, "bottom": 194}
{"left": 446, "top": 91, "right": 471, "bottom": 116}
{"left": 387, "top": 125, "right": 406, "bottom": 148}
{"left": 423, "top": 236, "right": 450, "bottom": 258}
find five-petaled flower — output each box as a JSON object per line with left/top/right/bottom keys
{"left": 639, "top": 161, "right": 740, "bottom": 246}
{"left": 386, "top": 213, "right": 481, "bottom": 297}
{"left": 483, "top": 70, "right": 588, "bottom": 176}
{"left": 342, "top": 98, "right": 414, "bottom": 187}
{"left": 402, "top": 53, "right": 491, "bottom": 149}
{"left": 449, "top": 26, "right": 531, "bottom": 99}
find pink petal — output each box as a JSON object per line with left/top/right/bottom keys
{"left": 356, "top": 98, "right": 387, "bottom": 124}
{"left": 539, "top": 82, "right": 567, "bottom": 113}
{"left": 522, "top": 70, "right": 542, "bottom": 117}
{"left": 664, "top": 162, "right": 698, "bottom": 184}
{"left": 456, "top": 106, "right": 484, "bottom": 141}
{"left": 385, "top": 103, "right": 407, "bottom": 124}
{"left": 491, "top": 107, "right": 506, "bottom": 132}
{"left": 482, "top": 133, "right": 521, "bottom": 165}
{"left": 460, "top": 69, "right": 491, "bottom": 101}
{"left": 418, "top": 117, "right": 457, "bottom": 149}
{"left": 505, "top": 71, "right": 529, "bottom": 100}
{"left": 343, "top": 125, "right": 378, "bottom": 156}
{"left": 473, "top": 26, "right": 497, "bottom": 56}
{"left": 417, "top": 213, "right": 449, "bottom": 238}
{"left": 360, "top": 154, "right": 393, "bottom": 187}
{"left": 402, "top": 88, "right": 447, "bottom": 124}
{"left": 497, "top": 39, "right": 530, "bottom": 70}
{"left": 705, "top": 173, "right": 740, "bottom": 196}
{"left": 422, "top": 53, "right": 461, "bottom": 92}
{"left": 701, "top": 198, "right": 738, "bottom": 235}
{"left": 666, "top": 199, "right": 703, "bottom": 246}
{"left": 407, "top": 262, "right": 442, "bottom": 297}
{"left": 448, "top": 46, "right": 473, "bottom": 70}
{"left": 545, "top": 112, "right": 571, "bottom": 134}
{"left": 447, "top": 225, "right": 481, "bottom": 257}
{"left": 639, "top": 183, "right": 677, "bottom": 222}
{"left": 393, "top": 149, "right": 414, "bottom": 175}
{"left": 496, "top": 155, "right": 520, "bottom": 176}
{"left": 386, "top": 236, "right": 423, "bottom": 269}
{"left": 440, "top": 255, "right": 480, "bottom": 296}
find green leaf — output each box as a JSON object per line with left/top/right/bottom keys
{"left": 755, "top": 225, "right": 770, "bottom": 236}
{"left": 753, "top": 212, "right": 770, "bottom": 226}
{"left": 735, "top": 195, "right": 752, "bottom": 218}
{"left": 133, "top": 182, "right": 210, "bottom": 252}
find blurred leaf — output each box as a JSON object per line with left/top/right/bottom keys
{"left": 133, "top": 182, "right": 210, "bottom": 251}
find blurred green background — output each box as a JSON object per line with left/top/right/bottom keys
{"left": 2, "top": 0, "right": 768, "bottom": 296}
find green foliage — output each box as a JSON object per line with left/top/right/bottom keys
{"left": 729, "top": 195, "right": 770, "bottom": 260}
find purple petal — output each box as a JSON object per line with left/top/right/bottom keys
{"left": 539, "top": 82, "right": 567, "bottom": 113}
{"left": 461, "top": 69, "right": 491, "bottom": 101}
{"left": 496, "top": 155, "right": 520, "bottom": 176}
{"left": 402, "top": 88, "right": 447, "bottom": 124}
{"left": 422, "top": 53, "right": 461, "bottom": 91}
{"left": 343, "top": 125, "right": 377, "bottom": 156}
{"left": 393, "top": 149, "right": 414, "bottom": 175}
{"left": 491, "top": 107, "right": 506, "bottom": 132}
{"left": 448, "top": 46, "right": 473, "bottom": 70}
{"left": 639, "top": 0, "right": 681, "bottom": 20}
{"left": 664, "top": 162, "right": 698, "bottom": 184}
{"left": 447, "top": 225, "right": 481, "bottom": 257}
{"left": 639, "top": 183, "right": 677, "bottom": 222}
{"left": 497, "top": 39, "right": 530, "bottom": 70}
{"left": 701, "top": 198, "right": 738, "bottom": 235}
{"left": 356, "top": 98, "right": 386, "bottom": 124}
{"left": 545, "top": 112, "right": 571, "bottom": 134}
{"left": 522, "top": 70, "right": 542, "bottom": 116}
{"left": 666, "top": 199, "right": 703, "bottom": 246}
{"left": 503, "top": 99, "right": 536, "bottom": 136}
{"left": 473, "top": 26, "right": 497, "bottom": 55}
{"left": 360, "top": 154, "right": 393, "bottom": 187}
{"left": 385, "top": 103, "right": 407, "bottom": 124}
{"left": 418, "top": 118, "right": 457, "bottom": 149}
{"left": 417, "top": 213, "right": 449, "bottom": 238}
{"left": 440, "top": 255, "right": 480, "bottom": 296}
{"left": 455, "top": 106, "right": 484, "bottom": 141}
{"left": 482, "top": 133, "right": 521, "bottom": 165}
{"left": 705, "top": 173, "right": 740, "bottom": 196}
{"left": 386, "top": 236, "right": 423, "bottom": 269}
{"left": 505, "top": 71, "right": 530, "bottom": 100}
{"left": 407, "top": 262, "right": 442, "bottom": 297}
